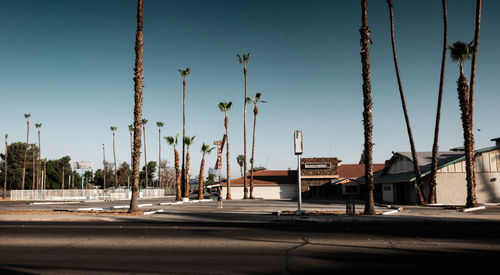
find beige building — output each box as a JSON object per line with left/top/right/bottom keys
{"left": 376, "top": 138, "right": 500, "bottom": 205}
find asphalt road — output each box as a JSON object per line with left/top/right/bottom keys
{"left": 1, "top": 219, "right": 500, "bottom": 274}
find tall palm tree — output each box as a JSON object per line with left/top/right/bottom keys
{"left": 129, "top": 0, "right": 144, "bottom": 213}
{"left": 449, "top": 41, "right": 478, "bottom": 208}
{"left": 237, "top": 53, "right": 251, "bottom": 199}
{"left": 218, "top": 102, "right": 233, "bottom": 199}
{"left": 183, "top": 136, "right": 195, "bottom": 198}
{"left": 198, "top": 143, "right": 215, "bottom": 200}
{"left": 359, "top": 0, "right": 375, "bottom": 215}
{"left": 236, "top": 154, "right": 245, "bottom": 177}
{"left": 128, "top": 124, "right": 134, "bottom": 165}
{"left": 156, "top": 122, "right": 165, "bottom": 188}
{"left": 465, "top": 0, "right": 482, "bottom": 208}
{"left": 102, "top": 144, "right": 107, "bottom": 189}
{"left": 429, "top": 0, "right": 448, "bottom": 204}
{"left": 3, "top": 134, "right": 7, "bottom": 199}
{"left": 35, "top": 123, "right": 42, "bottom": 190}
{"left": 248, "top": 93, "right": 266, "bottom": 199}
{"left": 178, "top": 68, "right": 190, "bottom": 197}
{"left": 386, "top": 0, "right": 425, "bottom": 205}
{"left": 21, "top": 113, "right": 30, "bottom": 190}
{"left": 165, "top": 134, "right": 181, "bottom": 201}
{"left": 142, "top": 119, "right": 149, "bottom": 188}
{"left": 111, "top": 126, "right": 118, "bottom": 186}
{"left": 31, "top": 144, "right": 36, "bottom": 190}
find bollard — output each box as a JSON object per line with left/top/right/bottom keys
{"left": 346, "top": 199, "right": 355, "bottom": 216}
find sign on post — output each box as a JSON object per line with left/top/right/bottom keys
{"left": 73, "top": 161, "right": 93, "bottom": 170}
{"left": 294, "top": 130, "right": 303, "bottom": 155}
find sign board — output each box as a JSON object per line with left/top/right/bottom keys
{"left": 304, "top": 163, "right": 330, "bottom": 169}
{"left": 208, "top": 167, "right": 223, "bottom": 177}
{"left": 73, "top": 161, "right": 93, "bottom": 170}
{"left": 294, "top": 130, "right": 303, "bottom": 155}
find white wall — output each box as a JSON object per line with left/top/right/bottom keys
{"left": 436, "top": 171, "right": 500, "bottom": 204}
{"left": 222, "top": 185, "right": 297, "bottom": 200}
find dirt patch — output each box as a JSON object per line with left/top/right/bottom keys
{"left": 0, "top": 210, "right": 145, "bottom": 216}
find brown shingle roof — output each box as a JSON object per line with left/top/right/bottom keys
{"left": 338, "top": 164, "right": 385, "bottom": 178}
{"left": 221, "top": 170, "right": 297, "bottom": 186}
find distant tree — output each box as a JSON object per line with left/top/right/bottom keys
{"left": 198, "top": 143, "right": 215, "bottom": 200}
{"left": 237, "top": 53, "right": 251, "bottom": 199}
{"left": 140, "top": 161, "right": 157, "bottom": 188}
{"left": 3, "top": 134, "right": 7, "bottom": 198}
{"left": 1, "top": 142, "right": 38, "bottom": 190}
{"left": 166, "top": 135, "right": 181, "bottom": 200}
{"left": 35, "top": 123, "right": 42, "bottom": 190}
{"left": 236, "top": 154, "right": 245, "bottom": 177}
{"left": 21, "top": 113, "right": 30, "bottom": 190}
{"left": 111, "top": 126, "right": 118, "bottom": 187}
{"left": 218, "top": 102, "right": 233, "bottom": 199}
{"left": 102, "top": 144, "right": 107, "bottom": 189}
{"left": 247, "top": 92, "right": 266, "bottom": 199}
{"left": 178, "top": 67, "right": 191, "bottom": 198}
{"left": 117, "top": 162, "right": 131, "bottom": 187}
{"left": 156, "top": 122, "right": 165, "bottom": 188}
{"left": 142, "top": 119, "right": 149, "bottom": 188}
{"left": 128, "top": 124, "right": 134, "bottom": 165}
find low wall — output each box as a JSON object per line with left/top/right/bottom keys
{"left": 10, "top": 188, "right": 165, "bottom": 201}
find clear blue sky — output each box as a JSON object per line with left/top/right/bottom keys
{"left": 1, "top": 0, "right": 498, "bottom": 178}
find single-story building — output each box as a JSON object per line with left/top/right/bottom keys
{"left": 332, "top": 164, "right": 385, "bottom": 197}
{"left": 221, "top": 170, "right": 298, "bottom": 199}
{"left": 376, "top": 137, "right": 500, "bottom": 205}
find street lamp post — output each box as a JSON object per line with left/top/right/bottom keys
{"left": 294, "top": 130, "right": 304, "bottom": 215}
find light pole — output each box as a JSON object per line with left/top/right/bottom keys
{"left": 294, "top": 130, "right": 304, "bottom": 215}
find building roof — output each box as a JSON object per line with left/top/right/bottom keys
{"left": 338, "top": 164, "right": 385, "bottom": 178}
{"left": 221, "top": 170, "right": 297, "bottom": 186}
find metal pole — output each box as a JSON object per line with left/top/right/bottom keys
{"left": 297, "top": 154, "right": 302, "bottom": 212}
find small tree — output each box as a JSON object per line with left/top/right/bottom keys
{"left": 111, "top": 126, "right": 118, "bottom": 187}
{"left": 218, "top": 102, "right": 233, "bottom": 199}
{"left": 183, "top": 136, "right": 195, "bottom": 198}
{"left": 165, "top": 135, "right": 181, "bottom": 201}
{"left": 3, "top": 134, "right": 7, "bottom": 198}
{"left": 198, "top": 143, "right": 215, "bottom": 200}
{"left": 156, "top": 122, "right": 165, "bottom": 188}
{"left": 21, "top": 113, "right": 30, "bottom": 190}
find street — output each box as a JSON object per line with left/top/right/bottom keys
{"left": 1, "top": 217, "right": 500, "bottom": 274}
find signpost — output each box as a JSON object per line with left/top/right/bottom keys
{"left": 294, "top": 130, "right": 304, "bottom": 215}
{"left": 73, "top": 162, "right": 93, "bottom": 197}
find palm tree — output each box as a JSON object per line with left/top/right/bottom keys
{"left": 141, "top": 119, "right": 149, "bottom": 188}
{"left": 236, "top": 154, "right": 245, "bottom": 177}
{"left": 386, "top": 0, "right": 425, "bottom": 205}
{"left": 359, "top": 0, "right": 375, "bottom": 215}
{"left": 102, "top": 144, "right": 107, "bottom": 189}
{"left": 128, "top": 124, "right": 134, "bottom": 164}
{"left": 183, "top": 136, "right": 195, "bottom": 198}
{"left": 198, "top": 143, "right": 215, "bottom": 200}
{"left": 218, "top": 102, "right": 233, "bottom": 199}
{"left": 156, "top": 122, "right": 165, "bottom": 188}
{"left": 178, "top": 67, "right": 190, "bottom": 197}
{"left": 129, "top": 0, "right": 144, "bottom": 213}
{"left": 35, "top": 123, "right": 42, "bottom": 190}
{"left": 3, "top": 134, "right": 7, "bottom": 199}
{"left": 31, "top": 144, "right": 36, "bottom": 190}
{"left": 165, "top": 134, "right": 181, "bottom": 201}
{"left": 237, "top": 53, "right": 251, "bottom": 199}
{"left": 21, "top": 113, "right": 30, "bottom": 190}
{"left": 248, "top": 93, "right": 266, "bottom": 199}
{"left": 449, "top": 41, "right": 478, "bottom": 208}
{"left": 111, "top": 126, "right": 118, "bottom": 186}
{"left": 429, "top": 0, "right": 448, "bottom": 204}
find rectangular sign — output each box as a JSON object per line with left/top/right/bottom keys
{"left": 73, "top": 161, "right": 93, "bottom": 170}
{"left": 294, "top": 130, "right": 303, "bottom": 155}
{"left": 304, "top": 163, "right": 330, "bottom": 169}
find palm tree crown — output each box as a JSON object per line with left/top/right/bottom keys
{"left": 183, "top": 136, "right": 195, "bottom": 149}
{"left": 165, "top": 134, "right": 179, "bottom": 147}
{"left": 218, "top": 102, "right": 233, "bottom": 112}
{"left": 111, "top": 126, "right": 117, "bottom": 132}
{"left": 237, "top": 53, "right": 251, "bottom": 65}
{"left": 178, "top": 68, "right": 191, "bottom": 78}
{"left": 449, "top": 41, "right": 474, "bottom": 68}
{"left": 201, "top": 143, "right": 215, "bottom": 156}
{"left": 156, "top": 122, "right": 164, "bottom": 128}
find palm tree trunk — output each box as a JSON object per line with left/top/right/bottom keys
{"left": 158, "top": 128, "right": 161, "bottom": 188}
{"left": 62, "top": 166, "right": 65, "bottom": 190}
{"left": 457, "top": 68, "right": 478, "bottom": 207}
{"left": 185, "top": 151, "right": 190, "bottom": 197}
{"left": 32, "top": 148, "right": 35, "bottom": 190}
{"left": 181, "top": 78, "right": 186, "bottom": 197}
{"left": 387, "top": 0, "right": 426, "bottom": 205}
{"left": 103, "top": 144, "right": 106, "bottom": 189}
{"left": 465, "top": 0, "right": 481, "bottom": 208}
{"left": 3, "top": 139, "right": 7, "bottom": 199}
{"left": 243, "top": 65, "right": 248, "bottom": 199}
{"left": 225, "top": 114, "right": 231, "bottom": 200}
{"left": 22, "top": 119, "right": 29, "bottom": 190}
{"left": 250, "top": 105, "right": 258, "bottom": 199}
{"left": 37, "top": 130, "right": 41, "bottom": 190}
{"left": 360, "top": 0, "right": 375, "bottom": 215}
{"left": 143, "top": 125, "right": 148, "bottom": 188}
{"left": 429, "top": 0, "right": 448, "bottom": 204}
{"left": 198, "top": 155, "right": 205, "bottom": 200}
{"left": 129, "top": 0, "right": 143, "bottom": 213}
{"left": 113, "top": 133, "right": 118, "bottom": 187}
{"left": 174, "top": 148, "right": 181, "bottom": 201}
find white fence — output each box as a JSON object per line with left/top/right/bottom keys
{"left": 10, "top": 188, "right": 165, "bottom": 201}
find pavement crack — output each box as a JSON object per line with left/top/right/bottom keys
{"left": 283, "top": 236, "right": 309, "bottom": 275}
